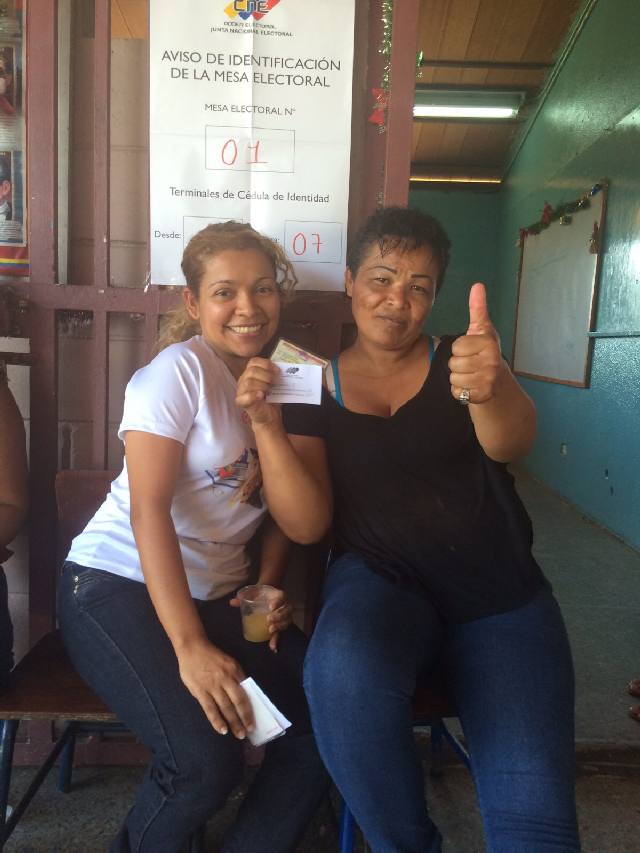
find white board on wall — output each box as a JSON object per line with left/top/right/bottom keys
{"left": 513, "top": 185, "right": 607, "bottom": 387}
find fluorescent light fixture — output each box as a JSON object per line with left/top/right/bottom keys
{"left": 413, "top": 88, "right": 524, "bottom": 120}
{"left": 410, "top": 175, "right": 502, "bottom": 185}
{"left": 414, "top": 105, "right": 516, "bottom": 119}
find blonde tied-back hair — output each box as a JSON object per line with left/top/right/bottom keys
{"left": 156, "top": 221, "right": 297, "bottom": 353}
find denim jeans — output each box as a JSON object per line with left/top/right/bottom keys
{"left": 304, "top": 553, "right": 581, "bottom": 853}
{"left": 58, "top": 562, "right": 327, "bottom": 853}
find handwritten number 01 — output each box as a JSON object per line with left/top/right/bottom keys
{"left": 220, "top": 139, "right": 267, "bottom": 166}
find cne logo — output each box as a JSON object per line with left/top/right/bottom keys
{"left": 224, "top": 0, "right": 280, "bottom": 21}
{"left": 285, "top": 366, "right": 300, "bottom": 375}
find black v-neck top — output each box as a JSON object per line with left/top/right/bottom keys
{"left": 282, "top": 335, "right": 546, "bottom": 624}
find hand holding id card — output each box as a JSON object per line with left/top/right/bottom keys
{"left": 267, "top": 338, "right": 327, "bottom": 405}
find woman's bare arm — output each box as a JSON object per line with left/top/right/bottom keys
{"left": 236, "top": 358, "right": 333, "bottom": 543}
{"left": 448, "top": 283, "right": 536, "bottom": 462}
{"left": 125, "top": 430, "right": 253, "bottom": 738}
{"left": 254, "top": 427, "right": 333, "bottom": 543}
{"left": 256, "top": 515, "right": 292, "bottom": 588}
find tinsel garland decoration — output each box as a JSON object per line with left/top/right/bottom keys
{"left": 367, "top": 3, "right": 426, "bottom": 131}
{"left": 380, "top": 0, "right": 393, "bottom": 91}
{"left": 367, "top": 0, "right": 394, "bottom": 132}
{"left": 517, "top": 183, "right": 604, "bottom": 248}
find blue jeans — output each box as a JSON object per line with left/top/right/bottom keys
{"left": 304, "top": 553, "right": 581, "bottom": 853}
{"left": 58, "top": 562, "right": 327, "bottom": 853}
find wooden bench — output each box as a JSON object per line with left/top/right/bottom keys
{"left": 0, "top": 470, "right": 212, "bottom": 850}
{"left": 0, "top": 470, "right": 123, "bottom": 846}
{"left": 0, "top": 631, "right": 121, "bottom": 842}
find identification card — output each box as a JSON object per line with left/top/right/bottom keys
{"left": 266, "top": 362, "right": 322, "bottom": 405}
{"left": 269, "top": 337, "right": 328, "bottom": 369}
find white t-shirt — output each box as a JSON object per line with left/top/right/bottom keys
{"left": 67, "top": 336, "right": 266, "bottom": 600}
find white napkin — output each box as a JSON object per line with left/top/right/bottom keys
{"left": 240, "top": 677, "right": 292, "bottom": 747}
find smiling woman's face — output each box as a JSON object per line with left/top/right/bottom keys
{"left": 345, "top": 242, "right": 440, "bottom": 352}
{"left": 183, "top": 247, "right": 281, "bottom": 377}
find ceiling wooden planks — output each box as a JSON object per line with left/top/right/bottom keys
{"left": 459, "top": 122, "right": 515, "bottom": 165}
{"left": 438, "top": 0, "right": 483, "bottom": 60}
{"left": 464, "top": 0, "right": 513, "bottom": 63}
{"left": 417, "top": 0, "right": 581, "bottom": 63}
{"left": 493, "top": 0, "right": 548, "bottom": 62}
{"left": 413, "top": 0, "right": 583, "bottom": 180}
{"left": 413, "top": 119, "right": 514, "bottom": 168}
{"left": 522, "top": 0, "right": 582, "bottom": 61}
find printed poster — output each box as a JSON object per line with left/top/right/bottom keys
{"left": 0, "top": 0, "right": 27, "bottom": 276}
{"left": 150, "top": 0, "right": 355, "bottom": 290}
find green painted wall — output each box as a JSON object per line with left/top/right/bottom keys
{"left": 495, "top": 0, "right": 640, "bottom": 550}
{"left": 409, "top": 188, "right": 500, "bottom": 338}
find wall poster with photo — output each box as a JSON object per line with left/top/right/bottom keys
{"left": 0, "top": 0, "right": 27, "bottom": 276}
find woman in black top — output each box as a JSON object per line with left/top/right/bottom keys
{"left": 236, "top": 207, "right": 581, "bottom": 852}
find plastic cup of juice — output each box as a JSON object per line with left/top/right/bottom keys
{"left": 236, "top": 584, "right": 280, "bottom": 643}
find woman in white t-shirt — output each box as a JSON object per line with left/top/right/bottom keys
{"left": 58, "top": 223, "right": 328, "bottom": 853}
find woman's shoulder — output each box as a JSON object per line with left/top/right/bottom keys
{"left": 137, "top": 336, "right": 216, "bottom": 379}
{"left": 151, "top": 335, "right": 206, "bottom": 365}
{"left": 125, "top": 337, "right": 214, "bottom": 405}
{"left": 119, "top": 338, "right": 208, "bottom": 437}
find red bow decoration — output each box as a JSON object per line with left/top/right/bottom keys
{"left": 368, "top": 88, "right": 388, "bottom": 126}
{"left": 540, "top": 202, "right": 554, "bottom": 227}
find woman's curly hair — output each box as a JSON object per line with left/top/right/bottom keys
{"left": 346, "top": 206, "right": 451, "bottom": 292}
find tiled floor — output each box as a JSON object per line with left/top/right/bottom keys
{"left": 4, "top": 471, "right": 640, "bottom": 852}
{"left": 517, "top": 471, "right": 640, "bottom": 746}
{"left": 4, "top": 747, "right": 640, "bottom": 852}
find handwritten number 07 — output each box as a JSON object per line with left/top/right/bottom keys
{"left": 292, "top": 233, "right": 323, "bottom": 256}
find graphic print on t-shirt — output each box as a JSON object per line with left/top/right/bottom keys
{"left": 205, "top": 448, "right": 263, "bottom": 508}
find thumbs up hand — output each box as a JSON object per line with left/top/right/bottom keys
{"left": 449, "top": 283, "right": 506, "bottom": 405}
{"left": 466, "top": 281, "right": 494, "bottom": 336}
